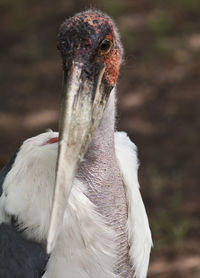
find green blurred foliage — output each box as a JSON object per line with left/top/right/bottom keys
{"left": 148, "top": 12, "right": 174, "bottom": 35}
{"left": 101, "top": 0, "right": 123, "bottom": 18}
{"left": 153, "top": 37, "right": 172, "bottom": 56}
{"left": 151, "top": 211, "right": 190, "bottom": 248}
{"left": 175, "top": 0, "right": 200, "bottom": 13}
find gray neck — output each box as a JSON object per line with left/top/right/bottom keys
{"left": 86, "top": 88, "right": 116, "bottom": 160}
{"left": 78, "top": 88, "right": 133, "bottom": 277}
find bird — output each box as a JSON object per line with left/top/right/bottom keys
{"left": 0, "top": 9, "right": 152, "bottom": 278}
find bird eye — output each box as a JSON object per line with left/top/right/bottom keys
{"left": 99, "top": 39, "right": 112, "bottom": 54}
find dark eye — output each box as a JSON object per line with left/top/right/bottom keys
{"left": 99, "top": 39, "right": 112, "bottom": 54}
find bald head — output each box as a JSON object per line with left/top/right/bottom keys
{"left": 58, "top": 10, "right": 123, "bottom": 87}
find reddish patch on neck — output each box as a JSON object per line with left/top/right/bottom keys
{"left": 45, "top": 137, "right": 59, "bottom": 144}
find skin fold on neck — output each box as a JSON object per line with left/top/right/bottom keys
{"left": 77, "top": 89, "right": 134, "bottom": 277}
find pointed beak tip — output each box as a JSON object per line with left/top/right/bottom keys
{"left": 46, "top": 241, "right": 53, "bottom": 255}
{"left": 46, "top": 231, "right": 54, "bottom": 254}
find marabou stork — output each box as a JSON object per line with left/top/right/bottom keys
{"left": 0, "top": 10, "right": 152, "bottom": 278}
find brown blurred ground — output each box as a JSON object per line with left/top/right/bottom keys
{"left": 0, "top": 0, "right": 200, "bottom": 277}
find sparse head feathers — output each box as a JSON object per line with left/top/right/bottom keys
{"left": 58, "top": 9, "right": 123, "bottom": 87}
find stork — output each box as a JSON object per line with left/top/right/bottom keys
{"left": 0, "top": 9, "right": 152, "bottom": 278}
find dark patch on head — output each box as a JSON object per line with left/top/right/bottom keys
{"left": 58, "top": 14, "right": 112, "bottom": 67}
{"left": 58, "top": 10, "right": 123, "bottom": 90}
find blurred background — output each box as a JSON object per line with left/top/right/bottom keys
{"left": 0, "top": 0, "right": 200, "bottom": 277}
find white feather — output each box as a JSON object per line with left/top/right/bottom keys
{"left": 0, "top": 131, "right": 118, "bottom": 278}
{"left": 0, "top": 131, "right": 58, "bottom": 240}
{"left": 114, "top": 131, "right": 152, "bottom": 278}
{"left": 45, "top": 178, "right": 119, "bottom": 278}
{"left": 0, "top": 130, "right": 152, "bottom": 277}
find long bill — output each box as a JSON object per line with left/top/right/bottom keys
{"left": 47, "top": 61, "right": 109, "bottom": 253}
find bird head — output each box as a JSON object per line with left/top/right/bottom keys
{"left": 58, "top": 9, "right": 123, "bottom": 88}
{"left": 47, "top": 10, "right": 123, "bottom": 253}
